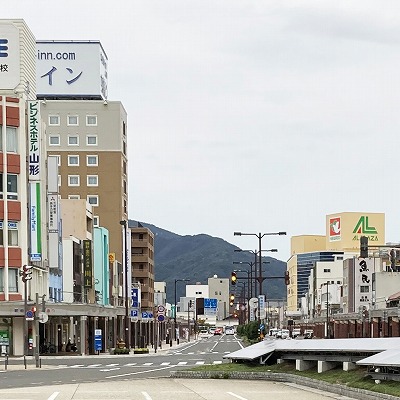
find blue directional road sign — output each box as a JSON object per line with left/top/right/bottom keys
{"left": 157, "top": 314, "right": 165, "bottom": 322}
{"left": 130, "top": 309, "right": 138, "bottom": 318}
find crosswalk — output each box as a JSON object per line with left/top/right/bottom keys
{"left": 55, "top": 359, "right": 225, "bottom": 370}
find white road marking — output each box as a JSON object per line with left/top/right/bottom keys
{"left": 195, "top": 361, "right": 205, "bottom": 365}
{"left": 106, "top": 365, "right": 175, "bottom": 379}
{"left": 160, "top": 362, "right": 170, "bottom": 365}
{"left": 142, "top": 392, "right": 152, "bottom": 400}
{"left": 187, "top": 352, "right": 194, "bottom": 354}
{"left": 48, "top": 392, "right": 60, "bottom": 400}
{"left": 87, "top": 364, "right": 102, "bottom": 368}
{"left": 70, "top": 364, "right": 84, "bottom": 368}
{"left": 106, "top": 363, "right": 119, "bottom": 367}
{"left": 100, "top": 367, "right": 120, "bottom": 372}
{"left": 213, "top": 361, "right": 222, "bottom": 364}
{"left": 125, "top": 363, "right": 137, "bottom": 366}
{"left": 177, "top": 361, "right": 187, "bottom": 365}
{"left": 227, "top": 392, "right": 247, "bottom": 400}
{"left": 143, "top": 362, "right": 153, "bottom": 366}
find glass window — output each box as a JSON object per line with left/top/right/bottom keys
{"left": 93, "top": 216, "right": 99, "bottom": 227}
{"left": 58, "top": 175, "right": 61, "bottom": 187}
{"left": 0, "top": 174, "right": 18, "bottom": 200}
{"left": 86, "top": 135, "right": 97, "bottom": 146}
{"left": 49, "top": 135, "right": 60, "bottom": 146}
{"left": 68, "top": 136, "right": 79, "bottom": 146}
{"left": 48, "top": 115, "right": 60, "bottom": 126}
{"left": 0, "top": 127, "right": 18, "bottom": 153}
{"left": 87, "top": 195, "right": 99, "bottom": 206}
{"left": 0, "top": 268, "right": 18, "bottom": 292}
{"left": 68, "top": 155, "right": 79, "bottom": 166}
{"left": 0, "top": 222, "right": 19, "bottom": 246}
{"left": 86, "top": 115, "right": 97, "bottom": 126}
{"left": 87, "top": 175, "right": 98, "bottom": 186}
{"left": 67, "top": 115, "right": 79, "bottom": 126}
{"left": 68, "top": 175, "right": 80, "bottom": 186}
{"left": 68, "top": 194, "right": 81, "bottom": 200}
{"left": 53, "top": 155, "right": 61, "bottom": 166}
{"left": 87, "top": 155, "right": 98, "bottom": 166}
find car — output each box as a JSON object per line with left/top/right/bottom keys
{"left": 209, "top": 327, "right": 217, "bottom": 335}
{"left": 214, "top": 328, "right": 223, "bottom": 335}
{"left": 199, "top": 329, "right": 209, "bottom": 338}
{"left": 225, "top": 327, "right": 235, "bottom": 335}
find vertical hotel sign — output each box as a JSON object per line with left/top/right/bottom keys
{"left": 28, "top": 100, "right": 42, "bottom": 262}
{"left": 83, "top": 240, "right": 93, "bottom": 287}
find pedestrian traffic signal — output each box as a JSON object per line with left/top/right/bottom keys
{"left": 229, "top": 294, "right": 235, "bottom": 306}
{"left": 20, "top": 265, "right": 33, "bottom": 282}
{"left": 284, "top": 271, "right": 290, "bottom": 286}
{"left": 189, "top": 300, "right": 194, "bottom": 309}
{"left": 231, "top": 272, "right": 237, "bottom": 285}
{"left": 360, "top": 236, "right": 368, "bottom": 258}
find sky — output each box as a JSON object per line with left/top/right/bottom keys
{"left": 4, "top": 1, "right": 400, "bottom": 261}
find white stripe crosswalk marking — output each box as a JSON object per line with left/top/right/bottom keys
{"left": 125, "top": 363, "right": 137, "bottom": 366}
{"left": 143, "top": 362, "right": 153, "bottom": 366}
{"left": 213, "top": 361, "right": 223, "bottom": 364}
{"left": 177, "top": 361, "right": 187, "bottom": 365}
{"left": 87, "top": 364, "right": 102, "bottom": 367}
{"left": 160, "top": 362, "right": 170, "bottom": 365}
{"left": 195, "top": 361, "right": 205, "bottom": 365}
{"left": 106, "top": 363, "right": 119, "bottom": 367}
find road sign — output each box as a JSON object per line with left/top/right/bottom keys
{"left": 157, "top": 305, "right": 165, "bottom": 314}
{"left": 130, "top": 309, "right": 138, "bottom": 318}
{"left": 38, "top": 311, "right": 48, "bottom": 323}
{"left": 94, "top": 329, "right": 102, "bottom": 351}
{"left": 157, "top": 314, "right": 165, "bottom": 322}
{"left": 25, "top": 310, "right": 34, "bottom": 321}
{"left": 249, "top": 297, "right": 258, "bottom": 308}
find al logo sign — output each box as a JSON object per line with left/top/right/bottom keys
{"left": 352, "top": 216, "right": 378, "bottom": 241}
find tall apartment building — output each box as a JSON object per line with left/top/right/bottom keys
{"left": 40, "top": 100, "right": 128, "bottom": 262}
{"left": 130, "top": 223, "right": 154, "bottom": 310}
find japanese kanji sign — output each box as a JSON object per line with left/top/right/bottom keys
{"left": 83, "top": 240, "right": 93, "bottom": 288}
{"left": 0, "top": 23, "right": 20, "bottom": 89}
{"left": 28, "top": 101, "right": 41, "bottom": 181}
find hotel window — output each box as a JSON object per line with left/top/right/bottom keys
{"left": 0, "top": 126, "right": 18, "bottom": 153}
{"left": 0, "top": 174, "right": 18, "bottom": 200}
{"left": 0, "top": 221, "right": 19, "bottom": 246}
{"left": 86, "top": 135, "right": 97, "bottom": 146}
{"left": 93, "top": 216, "right": 99, "bottom": 227}
{"left": 68, "top": 135, "right": 79, "bottom": 146}
{"left": 49, "top": 135, "right": 60, "bottom": 146}
{"left": 68, "top": 155, "right": 79, "bottom": 166}
{"left": 0, "top": 268, "right": 18, "bottom": 292}
{"left": 86, "top": 115, "right": 97, "bottom": 126}
{"left": 68, "top": 175, "right": 80, "bottom": 186}
{"left": 87, "top": 155, "right": 98, "bottom": 166}
{"left": 48, "top": 115, "right": 60, "bottom": 126}
{"left": 87, "top": 175, "right": 98, "bottom": 186}
{"left": 87, "top": 195, "right": 99, "bottom": 206}
{"left": 67, "top": 115, "right": 79, "bottom": 126}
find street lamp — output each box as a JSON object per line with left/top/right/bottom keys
{"left": 232, "top": 266, "right": 252, "bottom": 299}
{"left": 119, "top": 220, "right": 130, "bottom": 349}
{"left": 234, "top": 231, "right": 286, "bottom": 297}
{"left": 174, "top": 278, "right": 190, "bottom": 343}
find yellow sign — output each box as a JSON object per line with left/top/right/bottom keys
{"left": 108, "top": 253, "right": 115, "bottom": 263}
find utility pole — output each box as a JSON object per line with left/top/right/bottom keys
{"left": 326, "top": 281, "right": 330, "bottom": 339}
{"left": 35, "top": 293, "right": 40, "bottom": 367}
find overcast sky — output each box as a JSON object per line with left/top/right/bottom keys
{"left": 5, "top": 1, "right": 400, "bottom": 260}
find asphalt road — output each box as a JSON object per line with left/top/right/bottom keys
{"left": 0, "top": 334, "right": 243, "bottom": 389}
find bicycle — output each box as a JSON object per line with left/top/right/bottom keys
{"left": 40, "top": 342, "right": 56, "bottom": 354}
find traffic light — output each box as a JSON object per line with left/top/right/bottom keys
{"left": 360, "top": 236, "right": 368, "bottom": 258}
{"left": 189, "top": 300, "right": 194, "bottom": 309}
{"left": 390, "top": 249, "right": 396, "bottom": 270}
{"left": 284, "top": 271, "right": 290, "bottom": 286}
{"left": 20, "top": 265, "right": 33, "bottom": 282}
{"left": 229, "top": 294, "right": 235, "bottom": 306}
{"left": 231, "top": 271, "right": 237, "bottom": 286}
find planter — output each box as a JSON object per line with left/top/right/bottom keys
{"left": 113, "top": 347, "right": 130, "bottom": 355}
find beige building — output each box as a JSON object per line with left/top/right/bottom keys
{"left": 130, "top": 224, "right": 155, "bottom": 311}
{"left": 40, "top": 100, "right": 128, "bottom": 263}
{"left": 287, "top": 212, "right": 386, "bottom": 312}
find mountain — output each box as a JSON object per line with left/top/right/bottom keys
{"left": 131, "top": 221, "right": 288, "bottom": 304}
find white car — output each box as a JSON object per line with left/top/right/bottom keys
{"left": 199, "top": 329, "right": 209, "bottom": 338}
{"left": 225, "top": 327, "right": 235, "bottom": 335}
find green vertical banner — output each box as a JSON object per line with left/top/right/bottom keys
{"left": 29, "top": 182, "right": 42, "bottom": 261}
{"left": 83, "top": 240, "right": 93, "bottom": 287}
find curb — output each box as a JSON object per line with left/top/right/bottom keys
{"left": 170, "top": 371, "right": 399, "bottom": 400}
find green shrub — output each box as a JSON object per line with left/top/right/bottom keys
{"left": 133, "top": 348, "right": 149, "bottom": 354}
{"left": 113, "top": 347, "right": 130, "bottom": 355}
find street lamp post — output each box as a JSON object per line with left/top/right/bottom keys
{"left": 174, "top": 279, "right": 189, "bottom": 344}
{"left": 119, "top": 220, "right": 130, "bottom": 349}
{"left": 232, "top": 262, "right": 254, "bottom": 299}
{"left": 234, "top": 231, "right": 286, "bottom": 297}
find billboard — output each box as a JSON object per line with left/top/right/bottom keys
{"left": 83, "top": 240, "right": 93, "bottom": 287}
{"left": 0, "top": 23, "right": 20, "bottom": 89}
{"left": 36, "top": 41, "right": 108, "bottom": 99}
{"left": 28, "top": 101, "right": 41, "bottom": 180}
{"left": 326, "top": 212, "right": 385, "bottom": 250}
